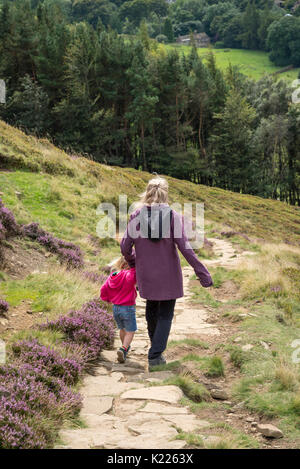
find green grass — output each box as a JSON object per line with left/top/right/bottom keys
{"left": 165, "top": 45, "right": 300, "bottom": 81}
{"left": 229, "top": 302, "right": 300, "bottom": 440}
{"left": 176, "top": 423, "right": 259, "bottom": 449}
{"left": 206, "top": 356, "right": 225, "bottom": 377}
{"left": 168, "top": 338, "right": 209, "bottom": 349}
{"left": 227, "top": 346, "right": 248, "bottom": 369}
{"left": 149, "top": 360, "right": 182, "bottom": 372}
{"left": 0, "top": 267, "right": 100, "bottom": 321}
{"left": 176, "top": 431, "right": 204, "bottom": 448}
{"left": 0, "top": 120, "right": 299, "bottom": 246}
{"left": 163, "top": 374, "right": 211, "bottom": 403}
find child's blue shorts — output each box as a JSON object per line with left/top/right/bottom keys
{"left": 113, "top": 305, "right": 137, "bottom": 332}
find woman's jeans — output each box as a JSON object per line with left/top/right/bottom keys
{"left": 146, "top": 299, "right": 176, "bottom": 360}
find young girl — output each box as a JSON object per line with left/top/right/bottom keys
{"left": 100, "top": 256, "right": 137, "bottom": 363}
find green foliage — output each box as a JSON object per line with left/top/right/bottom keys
{"left": 228, "top": 346, "right": 248, "bottom": 368}
{"left": 206, "top": 356, "right": 225, "bottom": 377}
{"left": 267, "top": 15, "right": 300, "bottom": 67}
{"left": 0, "top": 0, "right": 299, "bottom": 204}
{"left": 164, "top": 374, "right": 211, "bottom": 402}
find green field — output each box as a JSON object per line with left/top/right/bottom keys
{"left": 165, "top": 45, "right": 300, "bottom": 81}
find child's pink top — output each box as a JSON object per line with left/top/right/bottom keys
{"left": 100, "top": 268, "right": 137, "bottom": 306}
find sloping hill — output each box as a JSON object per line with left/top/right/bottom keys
{"left": 1, "top": 121, "right": 300, "bottom": 449}
{"left": 0, "top": 120, "right": 299, "bottom": 247}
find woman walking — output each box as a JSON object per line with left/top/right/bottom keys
{"left": 121, "top": 177, "right": 213, "bottom": 369}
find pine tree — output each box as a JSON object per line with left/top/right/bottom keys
{"left": 163, "top": 18, "right": 174, "bottom": 43}
{"left": 239, "top": 0, "right": 260, "bottom": 50}
{"left": 210, "top": 90, "right": 256, "bottom": 193}
{"left": 125, "top": 43, "right": 159, "bottom": 170}
{"left": 138, "top": 20, "right": 151, "bottom": 50}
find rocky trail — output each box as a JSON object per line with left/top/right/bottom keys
{"left": 56, "top": 239, "right": 271, "bottom": 450}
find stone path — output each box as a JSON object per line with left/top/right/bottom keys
{"left": 205, "top": 237, "right": 255, "bottom": 269}
{"left": 58, "top": 238, "right": 250, "bottom": 450}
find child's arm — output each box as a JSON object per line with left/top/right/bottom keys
{"left": 126, "top": 268, "right": 136, "bottom": 287}
{"left": 100, "top": 280, "right": 110, "bottom": 303}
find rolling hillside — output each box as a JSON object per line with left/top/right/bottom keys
{"left": 1, "top": 120, "right": 300, "bottom": 449}
{"left": 165, "top": 45, "right": 300, "bottom": 81}
{"left": 0, "top": 120, "right": 299, "bottom": 248}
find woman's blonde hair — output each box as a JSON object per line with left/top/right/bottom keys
{"left": 108, "top": 255, "right": 129, "bottom": 271}
{"left": 139, "top": 176, "right": 169, "bottom": 206}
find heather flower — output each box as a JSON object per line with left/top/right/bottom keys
{"left": 0, "top": 406, "right": 47, "bottom": 449}
{"left": 82, "top": 271, "right": 106, "bottom": 284}
{"left": 0, "top": 299, "right": 9, "bottom": 314}
{"left": 41, "top": 299, "right": 115, "bottom": 363}
{"left": 0, "top": 199, "right": 20, "bottom": 237}
{"left": 0, "top": 362, "right": 82, "bottom": 449}
{"left": 11, "top": 340, "right": 82, "bottom": 386}
{"left": 0, "top": 222, "right": 6, "bottom": 241}
{"left": 22, "top": 222, "right": 84, "bottom": 269}
{"left": 0, "top": 363, "right": 82, "bottom": 418}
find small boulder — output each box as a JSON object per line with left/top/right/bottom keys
{"left": 234, "top": 337, "right": 242, "bottom": 343}
{"left": 210, "top": 388, "right": 229, "bottom": 400}
{"left": 257, "top": 424, "right": 283, "bottom": 439}
{"left": 242, "top": 344, "right": 254, "bottom": 352}
{"left": 246, "top": 416, "right": 255, "bottom": 423}
{"left": 260, "top": 341, "right": 269, "bottom": 350}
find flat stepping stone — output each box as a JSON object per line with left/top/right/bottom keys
{"left": 82, "top": 375, "right": 144, "bottom": 397}
{"left": 81, "top": 396, "right": 113, "bottom": 416}
{"left": 81, "top": 374, "right": 123, "bottom": 397}
{"left": 163, "top": 414, "right": 211, "bottom": 433}
{"left": 116, "top": 400, "right": 147, "bottom": 416}
{"left": 94, "top": 366, "right": 109, "bottom": 376}
{"left": 103, "top": 435, "right": 186, "bottom": 450}
{"left": 139, "top": 403, "right": 189, "bottom": 414}
{"left": 60, "top": 428, "right": 106, "bottom": 449}
{"left": 100, "top": 350, "right": 118, "bottom": 362}
{"left": 128, "top": 419, "right": 178, "bottom": 439}
{"left": 110, "top": 364, "right": 144, "bottom": 375}
{"left": 82, "top": 413, "right": 120, "bottom": 428}
{"left": 141, "top": 371, "right": 175, "bottom": 380}
{"left": 121, "top": 385, "right": 183, "bottom": 404}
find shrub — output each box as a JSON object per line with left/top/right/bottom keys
{"left": 0, "top": 299, "right": 9, "bottom": 314}
{"left": 0, "top": 406, "right": 47, "bottom": 449}
{"left": 206, "top": 356, "right": 225, "bottom": 377}
{"left": 0, "top": 363, "right": 82, "bottom": 419}
{"left": 82, "top": 270, "right": 106, "bottom": 284}
{"left": 156, "top": 34, "right": 168, "bottom": 43}
{"left": 0, "top": 363, "right": 82, "bottom": 449}
{"left": 230, "top": 347, "right": 247, "bottom": 369}
{"left": 40, "top": 299, "right": 115, "bottom": 363}
{"left": 23, "top": 222, "right": 84, "bottom": 268}
{"left": 165, "top": 375, "right": 210, "bottom": 402}
{"left": 11, "top": 340, "right": 82, "bottom": 386}
{"left": 0, "top": 198, "right": 20, "bottom": 237}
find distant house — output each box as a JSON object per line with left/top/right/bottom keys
{"left": 176, "top": 32, "right": 210, "bottom": 48}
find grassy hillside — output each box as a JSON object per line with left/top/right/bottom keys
{"left": 1, "top": 121, "right": 300, "bottom": 448}
{"left": 0, "top": 120, "right": 299, "bottom": 248}
{"left": 165, "top": 45, "right": 300, "bottom": 81}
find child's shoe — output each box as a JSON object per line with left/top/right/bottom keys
{"left": 117, "top": 346, "right": 128, "bottom": 363}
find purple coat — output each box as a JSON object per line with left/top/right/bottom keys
{"left": 121, "top": 204, "right": 213, "bottom": 301}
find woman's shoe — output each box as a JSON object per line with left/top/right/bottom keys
{"left": 148, "top": 355, "right": 167, "bottom": 370}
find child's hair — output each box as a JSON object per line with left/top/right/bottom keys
{"left": 108, "top": 255, "right": 130, "bottom": 272}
